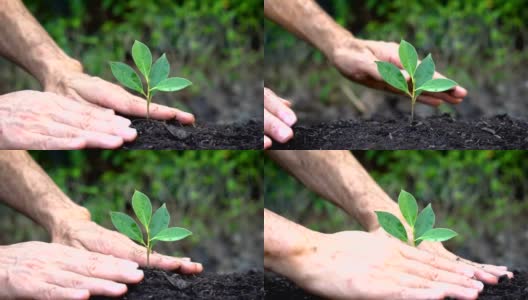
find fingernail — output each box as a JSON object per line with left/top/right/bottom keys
{"left": 128, "top": 269, "right": 144, "bottom": 280}
{"left": 472, "top": 280, "right": 484, "bottom": 291}
{"left": 181, "top": 257, "right": 191, "bottom": 262}
{"left": 280, "top": 112, "right": 297, "bottom": 127}
{"left": 277, "top": 127, "right": 292, "bottom": 142}
{"left": 103, "top": 135, "right": 123, "bottom": 147}
{"left": 461, "top": 268, "right": 475, "bottom": 278}
{"left": 109, "top": 283, "right": 127, "bottom": 294}
{"left": 117, "top": 127, "right": 137, "bottom": 140}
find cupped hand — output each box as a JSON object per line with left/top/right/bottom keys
{"left": 264, "top": 87, "right": 297, "bottom": 149}
{"left": 331, "top": 38, "right": 467, "bottom": 107}
{"left": 282, "top": 230, "right": 484, "bottom": 300}
{"left": 52, "top": 218, "right": 203, "bottom": 275}
{"left": 0, "top": 90, "right": 137, "bottom": 149}
{"left": 45, "top": 70, "right": 195, "bottom": 124}
{"left": 0, "top": 241, "right": 144, "bottom": 300}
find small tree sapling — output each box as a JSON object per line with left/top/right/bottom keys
{"left": 110, "top": 190, "right": 192, "bottom": 267}
{"left": 110, "top": 40, "right": 192, "bottom": 119}
{"left": 375, "top": 189, "right": 457, "bottom": 246}
{"left": 375, "top": 40, "right": 458, "bottom": 122}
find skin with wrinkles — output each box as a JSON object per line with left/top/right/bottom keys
{"left": 0, "top": 0, "right": 194, "bottom": 149}
{"left": 263, "top": 0, "right": 467, "bottom": 148}
{"left": 264, "top": 151, "right": 512, "bottom": 300}
{"left": 0, "top": 151, "right": 202, "bottom": 299}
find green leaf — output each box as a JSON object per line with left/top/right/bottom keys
{"left": 416, "top": 228, "right": 458, "bottom": 242}
{"left": 152, "top": 227, "right": 192, "bottom": 242}
{"left": 399, "top": 40, "right": 418, "bottom": 77}
{"left": 375, "top": 211, "right": 408, "bottom": 242}
{"left": 132, "top": 190, "right": 152, "bottom": 228}
{"left": 414, "top": 54, "right": 435, "bottom": 89}
{"left": 417, "top": 78, "right": 457, "bottom": 92}
{"left": 110, "top": 62, "right": 143, "bottom": 93}
{"left": 398, "top": 190, "right": 418, "bottom": 227}
{"left": 149, "top": 54, "right": 170, "bottom": 88}
{"left": 132, "top": 40, "right": 152, "bottom": 78}
{"left": 375, "top": 61, "right": 409, "bottom": 94}
{"left": 414, "top": 204, "right": 435, "bottom": 245}
{"left": 110, "top": 212, "right": 144, "bottom": 244}
{"left": 152, "top": 77, "right": 192, "bottom": 92}
{"left": 150, "top": 203, "right": 170, "bottom": 238}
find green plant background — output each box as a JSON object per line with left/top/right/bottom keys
{"left": 0, "top": 150, "right": 263, "bottom": 272}
{"left": 0, "top": 0, "right": 262, "bottom": 121}
{"left": 265, "top": 150, "right": 528, "bottom": 268}
{"left": 265, "top": 0, "right": 527, "bottom": 118}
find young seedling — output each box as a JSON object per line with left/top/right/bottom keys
{"left": 110, "top": 40, "right": 192, "bottom": 119}
{"left": 375, "top": 40, "right": 458, "bottom": 122}
{"left": 375, "top": 189, "right": 457, "bottom": 246}
{"left": 110, "top": 190, "right": 192, "bottom": 267}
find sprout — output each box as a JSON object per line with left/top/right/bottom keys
{"left": 375, "top": 189, "right": 457, "bottom": 246}
{"left": 110, "top": 40, "right": 192, "bottom": 119}
{"left": 376, "top": 40, "right": 457, "bottom": 122}
{"left": 110, "top": 190, "right": 191, "bottom": 266}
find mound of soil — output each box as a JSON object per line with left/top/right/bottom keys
{"left": 265, "top": 271, "right": 528, "bottom": 299}
{"left": 122, "top": 119, "right": 262, "bottom": 149}
{"left": 92, "top": 269, "right": 263, "bottom": 300}
{"left": 270, "top": 114, "right": 528, "bottom": 150}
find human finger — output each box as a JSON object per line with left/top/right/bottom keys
{"left": 264, "top": 89, "right": 297, "bottom": 127}
{"left": 264, "top": 135, "right": 272, "bottom": 149}
{"left": 264, "top": 109, "right": 293, "bottom": 144}
{"left": 47, "top": 270, "right": 127, "bottom": 297}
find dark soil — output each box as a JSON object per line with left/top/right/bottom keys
{"left": 92, "top": 268, "right": 263, "bottom": 300}
{"left": 122, "top": 119, "right": 262, "bottom": 150}
{"left": 270, "top": 114, "right": 528, "bottom": 150}
{"left": 265, "top": 271, "right": 528, "bottom": 299}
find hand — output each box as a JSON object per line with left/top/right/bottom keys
{"left": 0, "top": 241, "right": 144, "bottom": 299}
{"left": 264, "top": 87, "right": 297, "bottom": 149}
{"left": 330, "top": 38, "right": 468, "bottom": 107}
{"left": 372, "top": 228, "right": 512, "bottom": 284}
{"left": 0, "top": 90, "right": 137, "bottom": 149}
{"left": 419, "top": 240, "right": 513, "bottom": 283}
{"left": 52, "top": 217, "right": 203, "bottom": 274}
{"left": 277, "top": 230, "right": 485, "bottom": 300}
{"left": 45, "top": 67, "right": 195, "bottom": 124}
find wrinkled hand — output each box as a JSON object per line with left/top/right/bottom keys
{"left": 0, "top": 90, "right": 137, "bottom": 149}
{"left": 331, "top": 38, "right": 468, "bottom": 107}
{"left": 419, "top": 239, "right": 512, "bottom": 283}
{"left": 0, "top": 241, "right": 144, "bottom": 300}
{"left": 52, "top": 218, "right": 203, "bottom": 274}
{"left": 372, "top": 228, "right": 512, "bottom": 284}
{"left": 264, "top": 87, "right": 297, "bottom": 149}
{"left": 282, "top": 230, "right": 485, "bottom": 300}
{"left": 45, "top": 70, "right": 195, "bottom": 123}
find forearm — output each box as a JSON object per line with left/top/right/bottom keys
{"left": 264, "top": 0, "right": 358, "bottom": 58}
{"left": 0, "top": 0, "right": 81, "bottom": 87}
{"left": 0, "top": 151, "right": 90, "bottom": 236}
{"left": 264, "top": 209, "right": 318, "bottom": 277}
{"left": 268, "top": 150, "right": 402, "bottom": 232}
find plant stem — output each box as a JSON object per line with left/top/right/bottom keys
{"left": 146, "top": 80, "right": 151, "bottom": 120}
{"left": 146, "top": 229, "right": 151, "bottom": 267}
{"left": 410, "top": 77, "right": 416, "bottom": 123}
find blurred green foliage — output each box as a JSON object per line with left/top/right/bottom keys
{"left": 6, "top": 0, "right": 262, "bottom": 93}
{"left": 265, "top": 0, "right": 527, "bottom": 102}
{"left": 265, "top": 151, "right": 528, "bottom": 248}
{"left": 1, "top": 151, "right": 263, "bottom": 255}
